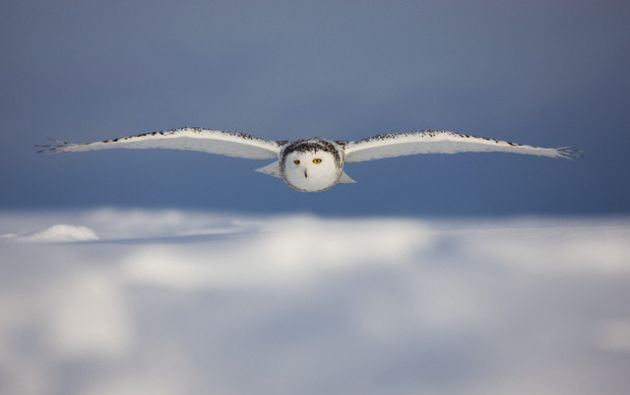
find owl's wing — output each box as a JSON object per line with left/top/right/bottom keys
{"left": 38, "top": 127, "right": 281, "bottom": 160}
{"left": 344, "top": 130, "right": 576, "bottom": 163}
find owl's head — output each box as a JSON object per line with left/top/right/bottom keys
{"left": 281, "top": 142, "right": 342, "bottom": 192}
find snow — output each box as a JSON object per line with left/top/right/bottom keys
{"left": 2, "top": 224, "right": 99, "bottom": 242}
{"left": 0, "top": 209, "right": 629, "bottom": 395}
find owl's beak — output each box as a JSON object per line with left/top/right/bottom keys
{"left": 303, "top": 169, "right": 308, "bottom": 178}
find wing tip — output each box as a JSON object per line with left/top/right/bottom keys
{"left": 35, "top": 137, "right": 71, "bottom": 154}
{"left": 555, "top": 146, "right": 582, "bottom": 160}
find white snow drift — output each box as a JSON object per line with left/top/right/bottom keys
{"left": 0, "top": 209, "right": 629, "bottom": 395}
{"left": 1, "top": 223, "right": 99, "bottom": 242}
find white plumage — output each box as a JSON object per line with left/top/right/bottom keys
{"left": 46, "top": 128, "right": 280, "bottom": 159}
{"left": 39, "top": 127, "right": 576, "bottom": 192}
{"left": 344, "top": 130, "right": 573, "bottom": 162}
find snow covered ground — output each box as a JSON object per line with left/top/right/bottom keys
{"left": 1, "top": 209, "right": 629, "bottom": 395}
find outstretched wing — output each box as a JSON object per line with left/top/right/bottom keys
{"left": 38, "top": 127, "right": 281, "bottom": 160}
{"left": 344, "top": 130, "right": 576, "bottom": 163}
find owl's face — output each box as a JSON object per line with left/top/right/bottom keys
{"left": 282, "top": 149, "right": 341, "bottom": 192}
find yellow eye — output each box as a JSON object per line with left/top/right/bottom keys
{"left": 312, "top": 158, "right": 322, "bottom": 164}
{"left": 293, "top": 159, "right": 300, "bottom": 165}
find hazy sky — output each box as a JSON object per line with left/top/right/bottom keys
{"left": 1, "top": 0, "right": 629, "bottom": 215}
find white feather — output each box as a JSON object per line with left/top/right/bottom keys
{"left": 338, "top": 172, "right": 356, "bottom": 184}
{"left": 48, "top": 127, "right": 280, "bottom": 160}
{"left": 344, "top": 130, "right": 576, "bottom": 163}
{"left": 255, "top": 161, "right": 282, "bottom": 178}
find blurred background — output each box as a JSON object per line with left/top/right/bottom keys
{"left": 1, "top": 0, "right": 629, "bottom": 215}
{"left": 1, "top": 210, "right": 630, "bottom": 395}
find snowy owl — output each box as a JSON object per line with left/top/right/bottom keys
{"left": 39, "top": 127, "right": 575, "bottom": 192}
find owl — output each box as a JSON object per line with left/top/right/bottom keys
{"left": 39, "top": 127, "right": 575, "bottom": 192}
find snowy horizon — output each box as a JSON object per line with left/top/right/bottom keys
{"left": 1, "top": 209, "right": 629, "bottom": 395}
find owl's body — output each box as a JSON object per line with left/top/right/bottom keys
{"left": 40, "top": 127, "right": 576, "bottom": 192}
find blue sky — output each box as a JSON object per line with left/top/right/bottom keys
{"left": 1, "top": 0, "right": 629, "bottom": 215}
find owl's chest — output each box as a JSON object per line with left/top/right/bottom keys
{"left": 280, "top": 164, "right": 342, "bottom": 192}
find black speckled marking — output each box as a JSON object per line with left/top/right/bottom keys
{"left": 38, "top": 127, "right": 283, "bottom": 154}
{"left": 353, "top": 130, "right": 525, "bottom": 147}
{"left": 115, "top": 127, "right": 276, "bottom": 145}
